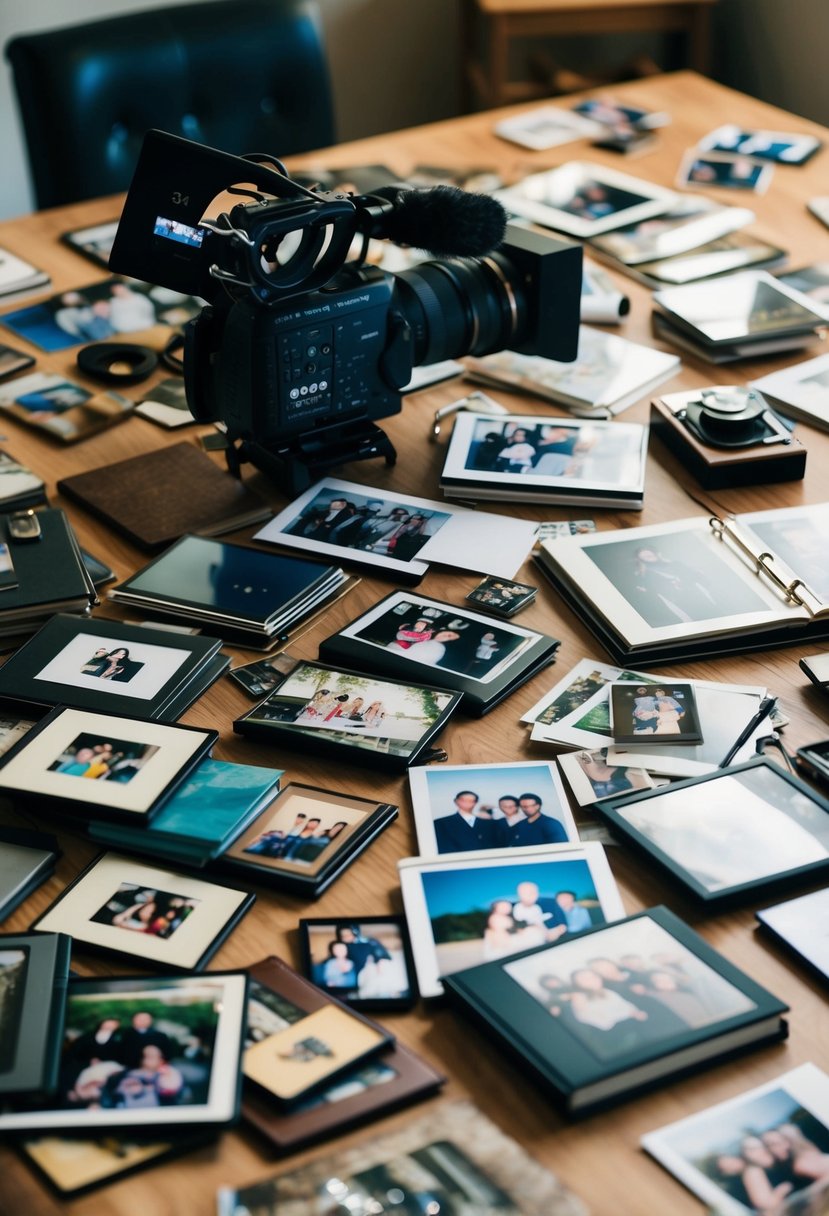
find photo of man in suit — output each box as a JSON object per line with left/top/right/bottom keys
{"left": 434, "top": 790, "right": 501, "bottom": 853}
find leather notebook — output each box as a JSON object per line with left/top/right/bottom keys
{"left": 57, "top": 442, "right": 272, "bottom": 551}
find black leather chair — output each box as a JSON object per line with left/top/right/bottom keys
{"left": 6, "top": 0, "right": 335, "bottom": 210}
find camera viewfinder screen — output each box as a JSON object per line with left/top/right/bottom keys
{"left": 153, "top": 217, "right": 205, "bottom": 249}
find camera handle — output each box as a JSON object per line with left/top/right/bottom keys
{"left": 225, "top": 421, "right": 397, "bottom": 498}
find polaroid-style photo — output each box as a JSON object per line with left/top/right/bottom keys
{"left": 233, "top": 660, "right": 458, "bottom": 769}
{"left": 699, "top": 124, "right": 822, "bottom": 164}
{"left": 495, "top": 162, "right": 676, "bottom": 238}
{"left": 300, "top": 918, "right": 416, "bottom": 1009}
{"left": 0, "top": 707, "right": 215, "bottom": 822}
{"left": 677, "top": 150, "right": 773, "bottom": 193}
{"left": 441, "top": 413, "right": 648, "bottom": 504}
{"left": 33, "top": 853, "right": 254, "bottom": 970}
{"left": 222, "top": 782, "right": 396, "bottom": 888}
{"left": 557, "top": 748, "right": 657, "bottom": 807}
{"left": 493, "top": 105, "right": 602, "bottom": 150}
{"left": 408, "top": 760, "right": 578, "bottom": 856}
{"left": 0, "top": 372, "right": 133, "bottom": 443}
{"left": 466, "top": 575, "right": 537, "bottom": 618}
{"left": 228, "top": 653, "right": 299, "bottom": 699}
{"left": 0, "top": 972, "right": 247, "bottom": 1135}
{"left": 243, "top": 1004, "right": 390, "bottom": 1104}
{"left": 598, "top": 757, "right": 829, "bottom": 903}
{"left": 642, "top": 1064, "right": 829, "bottom": 1216}
{"left": 757, "top": 888, "right": 829, "bottom": 983}
{"left": 609, "top": 681, "right": 702, "bottom": 745}
{"left": 0, "top": 277, "right": 201, "bottom": 352}
{"left": 504, "top": 912, "right": 756, "bottom": 1065}
{"left": 399, "top": 842, "right": 624, "bottom": 998}
{"left": 254, "top": 476, "right": 537, "bottom": 582}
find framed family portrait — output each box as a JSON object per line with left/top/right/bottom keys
{"left": 221, "top": 783, "right": 398, "bottom": 896}
{"left": 0, "top": 613, "right": 224, "bottom": 721}
{"left": 597, "top": 757, "right": 829, "bottom": 904}
{"left": 233, "top": 660, "right": 460, "bottom": 771}
{"left": 408, "top": 760, "right": 578, "bottom": 856}
{"left": 319, "top": 591, "right": 560, "bottom": 716}
{"left": 608, "top": 681, "right": 703, "bottom": 745}
{"left": 0, "top": 932, "right": 71, "bottom": 1098}
{"left": 0, "top": 971, "right": 248, "bottom": 1135}
{"left": 299, "top": 917, "right": 417, "bottom": 1010}
{"left": 32, "top": 853, "right": 255, "bottom": 970}
{"left": 399, "top": 841, "right": 624, "bottom": 998}
{"left": 0, "top": 706, "right": 217, "bottom": 824}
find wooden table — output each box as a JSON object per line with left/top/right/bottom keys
{"left": 1, "top": 71, "right": 828, "bottom": 1216}
{"left": 461, "top": 0, "right": 718, "bottom": 107}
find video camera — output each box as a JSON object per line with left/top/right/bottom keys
{"left": 110, "top": 131, "right": 582, "bottom": 494}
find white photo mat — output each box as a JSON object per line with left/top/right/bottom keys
{"left": 33, "top": 631, "right": 192, "bottom": 702}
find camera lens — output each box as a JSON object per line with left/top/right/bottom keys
{"left": 393, "top": 252, "right": 526, "bottom": 364}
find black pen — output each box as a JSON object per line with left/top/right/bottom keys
{"left": 718, "top": 696, "right": 778, "bottom": 769}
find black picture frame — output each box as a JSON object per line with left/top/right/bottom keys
{"left": 298, "top": 916, "right": 417, "bottom": 1011}
{"left": 31, "top": 852, "right": 255, "bottom": 971}
{"left": 0, "top": 826, "right": 61, "bottom": 923}
{"left": 233, "top": 660, "right": 460, "bottom": 772}
{"left": 0, "top": 971, "right": 248, "bottom": 1136}
{"left": 218, "top": 782, "right": 397, "bottom": 897}
{"left": 595, "top": 756, "right": 829, "bottom": 905}
{"left": 608, "top": 681, "right": 703, "bottom": 746}
{"left": 0, "top": 705, "right": 218, "bottom": 826}
{"left": 0, "top": 613, "right": 227, "bottom": 722}
{"left": 0, "top": 932, "right": 71, "bottom": 1098}
{"left": 318, "top": 591, "right": 560, "bottom": 717}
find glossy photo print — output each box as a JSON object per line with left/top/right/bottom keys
{"left": 301, "top": 918, "right": 416, "bottom": 1008}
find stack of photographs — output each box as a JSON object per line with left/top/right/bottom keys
{"left": 438, "top": 412, "right": 649, "bottom": 508}
{"left": 652, "top": 270, "right": 828, "bottom": 363}
{"left": 442, "top": 906, "right": 789, "bottom": 1116}
{"left": 463, "top": 326, "right": 679, "bottom": 420}
{"left": 0, "top": 614, "right": 230, "bottom": 722}
{"left": 108, "top": 535, "right": 353, "bottom": 650}
{"left": 0, "top": 932, "right": 71, "bottom": 1100}
{"left": 318, "top": 591, "right": 560, "bottom": 716}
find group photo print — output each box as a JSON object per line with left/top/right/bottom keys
{"left": 282, "top": 486, "right": 451, "bottom": 561}
{"left": 230, "top": 783, "right": 373, "bottom": 874}
{"left": 301, "top": 918, "right": 415, "bottom": 1006}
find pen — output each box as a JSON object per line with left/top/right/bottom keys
{"left": 718, "top": 696, "right": 778, "bottom": 769}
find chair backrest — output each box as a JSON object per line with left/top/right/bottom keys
{"left": 6, "top": 0, "right": 335, "bottom": 210}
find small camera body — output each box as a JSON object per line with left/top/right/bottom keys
{"left": 650, "top": 386, "right": 807, "bottom": 489}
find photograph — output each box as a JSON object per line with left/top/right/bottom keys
{"left": 523, "top": 658, "right": 644, "bottom": 729}
{"left": 466, "top": 575, "right": 536, "bottom": 617}
{"left": 600, "top": 759, "right": 829, "bottom": 900}
{"left": 495, "top": 161, "right": 676, "bottom": 237}
{"left": 32, "top": 853, "right": 254, "bottom": 971}
{"left": 228, "top": 653, "right": 299, "bottom": 699}
{"left": 0, "top": 946, "right": 27, "bottom": 1073}
{"left": 254, "top": 476, "right": 538, "bottom": 582}
{"left": 504, "top": 913, "right": 756, "bottom": 1064}
{"left": 700, "top": 124, "right": 821, "bottom": 164}
{"left": 0, "top": 277, "right": 201, "bottom": 352}
{"left": 243, "top": 1003, "right": 390, "bottom": 1104}
{"left": 0, "top": 707, "right": 216, "bottom": 821}
{"left": 235, "top": 661, "right": 456, "bottom": 763}
{"left": 678, "top": 151, "right": 772, "bottom": 192}
{"left": 557, "top": 748, "right": 657, "bottom": 807}
{"left": 400, "top": 842, "right": 625, "bottom": 997}
{"left": 609, "top": 681, "right": 702, "bottom": 745}
{"left": 408, "top": 760, "right": 578, "bottom": 854}
{"left": 34, "top": 631, "right": 191, "bottom": 703}
{"left": 643, "top": 1064, "right": 829, "bottom": 1216}
{"left": 20, "top": 1135, "right": 200, "bottom": 1198}
{"left": 443, "top": 414, "right": 647, "bottom": 494}
{"left": 0, "top": 372, "right": 133, "bottom": 443}
{"left": 339, "top": 591, "right": 538, "bottom": 684}
{"left": 494, "top": 105, "right": 602, "bottom": 150}
{"left": 0, "top": 972, "right": 248, "bottom": 1134}
{"left": 301, "top": 918, "right": 416, "bottom": 1008}
{"left": 224, "top": 783, "right": 382, "bottom": 877}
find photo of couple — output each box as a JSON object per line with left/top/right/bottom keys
{"left": 48, "top": 733, "right": 159, "bottom": 786}
{"left": 285, "top": 488, "right": 450, "bottom": 562}
{"left": 505, "top": 917, "right": 755, "bottom": 1063}
{"left": 610, "top": 682, "right": 701, "bottom": 744}
{"left": 306, "top": 921, "right": 412, "bottom": 1002}
{"left": 91, "top": 882, "right": 199, "bottom": 940}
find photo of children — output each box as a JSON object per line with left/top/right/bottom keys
{"left": 90, "top": 882, "right": 199, "bottom": 939}
{"left": 48, "top": 733, "right": 159, "bottom": 785}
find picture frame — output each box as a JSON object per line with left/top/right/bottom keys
{"left": 318, "top": 590, "right": 560, "bottom": 716}
{"left": 219, "top": 782, "right": 398, "bottom": 896}
{"left": 32, "top": 853, "right": 255, "bottom": 970}
{"left": 494, "top": 161, "right": 676, "bottom": 238}
{"left": 0, "top": 706, "right": 217, "bottom": 825}
{"left": 407, "top": 760, "right": 579, "bottom": 856}
{"left": 465, "top": 575, "right": 537, "bottom": 618}
{"left": 399, "top": 841, "right": 625, "bottom": 998}
{"left": 0, "top": 971, "right": 248, "bottom": 1135}
{"left": 0, "top": 613, "right": 226, "bottom": 722}
{"left": 19, "top": 1134, "right": 213, "bottom": 1199}
{"left": 233, "top": 660, "right": 460, "bottom": 772}
{"left": 0, "top": 932, "right": 71, "bottom": 1098}
{"left": 596, "top": 757, "right": 829, "bottom": 904}
{"left": 299, "top": 917, "right": 417, "bottom": 1010}
{"left": 0, "top": 825, "right": 61, "bottom": 923}
{"left": 241, "top": 956, "right": 443, "bottom": 1153}
{"left": 608, "top": 681, "right": 703, "bottom": 745}
{"left": 242, "top": 956, "right": 393, "bottom": 1106}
